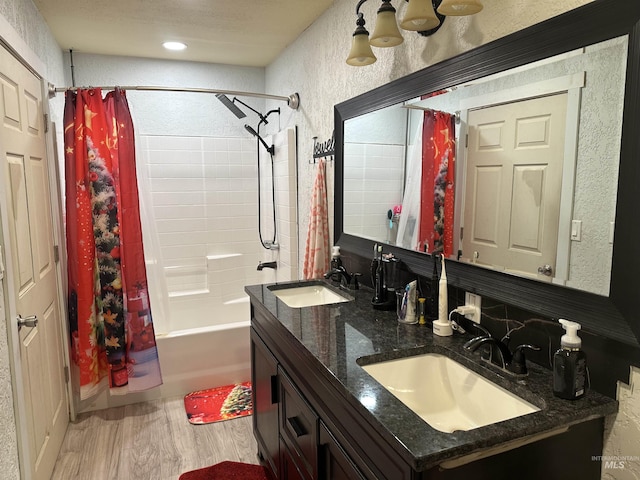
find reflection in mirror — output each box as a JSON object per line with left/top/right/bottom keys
{"left": 343, "top": 36, "right": 627, "bottom": 297}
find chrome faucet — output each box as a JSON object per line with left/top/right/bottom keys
{"left": 257, "top": 261, "right": 277, "bottom": 271}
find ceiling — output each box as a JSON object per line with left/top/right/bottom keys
{"left": 33, "top": 0, "right": 334, "bottom": 67}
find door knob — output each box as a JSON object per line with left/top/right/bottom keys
{"left": 17, "top": 315, "right": 38, "bottom": 329}
{"left": 537, "top": 264, "right": 553, "bottom": 276}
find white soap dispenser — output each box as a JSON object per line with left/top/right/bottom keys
{"left": 330, "top": 246, "right": 342, "bottom": 268}
{"left": 432, "top": 255, "right": 453, "bottom": 336}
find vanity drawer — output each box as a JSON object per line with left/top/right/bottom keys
{"left": 280, "top": 367, "right": 318, "bottom": 479}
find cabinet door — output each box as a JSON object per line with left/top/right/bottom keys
{"left": 319, "top": 421, "right": 367, "bottom": 480}
{"left": 251, "top": 328, "right": 280, "bottom": 479}
{"left": 281, "top": 436, "right": 312, "bottom": 480}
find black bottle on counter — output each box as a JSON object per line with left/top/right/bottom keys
{"left": 553, "top": 319, "right": 587, "bottom": 400}
{"left": 373, "top": 245, "right": 385, "bottom": 304}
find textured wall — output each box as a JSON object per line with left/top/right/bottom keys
{"left": 0, "top": 281, "right": 18, "bottom": 479}
{"left": 264, "top": 0, "right": 596, "bottom": 265}
{"left": 603, "top": 367, "right": 640, "bottom": 478}
{"left": 265, "top": 0, "right": 640, "bottom": 476}
{"left": 65, "top": 53, "right": 265, "bottom": 138}
{"left": 0, "top": 0, "right": 67, "bottom": 123}
{"left": 264, "top": 0, "right": 594, "bottom": 264}
{"left": 0, "top": 1, "right": 66, "bottom": 478}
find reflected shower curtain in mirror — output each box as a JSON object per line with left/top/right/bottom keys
{"left": 64, "top": 88, "right": 162, "bottom": 400}
{"left": 397, "top": 116, "right": 423, "bottom": 250}
{"left": 419, "top": 109, "right": 456, "bottom": 256}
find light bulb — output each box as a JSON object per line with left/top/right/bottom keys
{"left": 163, "top": 41, "right": 187, "bottom": 51}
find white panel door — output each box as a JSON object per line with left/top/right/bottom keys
{"left": 462, "top": 93, "right": 567, "bottom": 280}
{"left": 0, "top": 45, "right": 68, "bottom": 480}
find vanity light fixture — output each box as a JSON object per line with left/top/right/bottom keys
{"left": 370, "top": 0, "right": 405, "bottom": 47}
{"left": 437, "top": 0, "right": 483, "bottom": 16}
{"left": 347, "top": 0, "right": 482, "bottom": 66}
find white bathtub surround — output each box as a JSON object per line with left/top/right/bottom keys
{"left": 87, "top": 129, "right": 296, "bottom": 408}
{"left": 257, "top": 128, "right": 299, "bottom": 284}
{"left": 343, "top": 142, "right": 405, "bottom": 243}
{"left": 140, "top": 135, "right": 256, "bottom": 325}
{"left": 77, "top": 131, "right": 297, "bottom": 411}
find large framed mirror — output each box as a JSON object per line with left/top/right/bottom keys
{"left": 335, "top": 0, "right": 640, "bottom": 347}
{"left": 343, "top": 37, "right": 625, "bottom": 296}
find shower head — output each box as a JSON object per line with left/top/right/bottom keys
{"left": 244, "top": 124, "right": 259, "bottom": 137}
{"left": 215, "top": 94, "right": 246, "bottom": 119}
{"left": 245, "top": 124, "right": 275, "bottom": 155}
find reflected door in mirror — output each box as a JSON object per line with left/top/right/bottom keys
{"left": 461, "top": 93, "right": 567, "bottom": 281}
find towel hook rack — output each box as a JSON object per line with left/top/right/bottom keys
{"left": 311, "top": 131, "right": 335, "bottom": 163}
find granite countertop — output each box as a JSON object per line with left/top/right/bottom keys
{"left": 245, "top": 279, "right": 618, "bottom": 471}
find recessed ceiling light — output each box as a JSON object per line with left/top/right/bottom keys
{"left": 163, "top": 41, "right": 187, "bottom": 51}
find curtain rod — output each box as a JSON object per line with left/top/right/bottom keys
{"left": 47, "top": 83, "right": 300, "bottom": 110}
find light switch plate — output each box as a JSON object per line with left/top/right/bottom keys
{"left": 610, "top": 221, "right": 615, "bottom": 244}
{"left": 571, "top": 220, "right": 582, "bottom": 241}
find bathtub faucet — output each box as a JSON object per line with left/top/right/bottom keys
{"left": 257, "top": 261, "right": 277, "bottom": 271}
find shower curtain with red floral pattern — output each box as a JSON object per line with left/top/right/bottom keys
{"left": 64, "top": 88, "right": 162, "bottom": 400}
{"left": 419, "top": 109, "right": 456, "bottom": 257}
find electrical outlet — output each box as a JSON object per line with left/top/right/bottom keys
{"left": 464, "top": 292, "right": 482, "bottom": 323}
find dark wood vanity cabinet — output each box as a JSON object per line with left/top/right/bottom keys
{"left": 252, "top": 323, "right": 367, "bottom": 480}
{"left": 251, "top": 329, "right": 280, "bottom": 478}
{"left": 279, "top": 368, "right": 318, "bottom": 479}
{"left": 250, "top": 300, "right": 607, "bottom": 480}
{"left": 280, "top": 437, "right": 310, "bottom": 480}
{"left": 250, "top": 306, "right": 382, "bottom": 480}
{"left": 318, "top": 421, "right": 367, "bottom": 480}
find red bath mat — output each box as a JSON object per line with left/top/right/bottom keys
{"left": 179, "top": 461, "right": 268, "bottom": 480}
{"left": 184, "top": 382, "right": 252, "bottom": 425}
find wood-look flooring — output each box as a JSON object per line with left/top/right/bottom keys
{"left": 51, "top": 395, "right": 259, "bottom": 480}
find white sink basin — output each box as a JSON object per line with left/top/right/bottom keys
{"left": 269, "top": 284, "right": 351, "bottom": 308}
{"left": 361, "top": 353, "right": 540, "bottom": 433}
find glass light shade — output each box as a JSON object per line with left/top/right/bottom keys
{"left": 400, "top": 0, "right": 440, "bottom": 31}
{"left": 346, "top": 33, "right": 377, "bottom": 66}
{"left": 370, "top": 10, "right": 404, "bottom": 47}
{"left": 437, "top": 0, "right": 483, "bottom": 16}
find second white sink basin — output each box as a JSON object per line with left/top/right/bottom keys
{"left": 269, "top": 283, "right": 351, "bottom": 308}
{"left": 361, "top": 353, "right": 540, "bottom": 433}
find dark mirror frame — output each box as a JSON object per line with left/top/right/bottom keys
{"left": 335, "top": 0, "right": 640, "bottom": 347}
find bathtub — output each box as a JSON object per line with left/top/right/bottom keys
{"left": 154, "top": 296, "right": 252, "bottom": 399}
{"left": 143, "top": 252, "right": 259, "bottom": 399}
{"left": 79, "top": 294, "right": 252, "bottom": 412}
